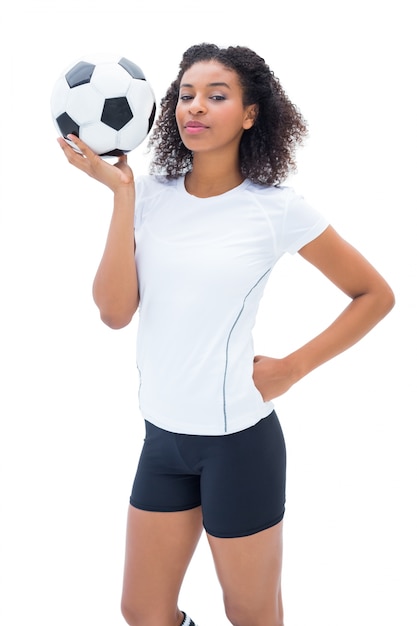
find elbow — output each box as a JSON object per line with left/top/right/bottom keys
{"left": 380, "top": 277, "right": 396, "bottom": 311}
{"left": 96, "top": 301, "right": 138, "bottom": 329}
{"left": 100, "top": 312, "right": 134, "bottom": 329}
{"left": 352, "top": 279, "right": 395, "bottom": 324}
{"left": 93, "top": 292, "right": 139, "bottom": 329}
{"left": 383, "top": 284, "right": 396, "bottom": 315}
{"left": 375, "top": 281, "right": 396, "bottom": 320}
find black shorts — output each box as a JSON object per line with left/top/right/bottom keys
{"left": 129, "top": 411, "right": 286, "bottom": 538}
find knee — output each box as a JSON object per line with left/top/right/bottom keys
{"left": 120, "top": 598, "right": 149, "bottom": 626}
{"left": 120, "top": 599, "right": 181, "bottom": 626}
{"left": 224, "top": 599, "right": 284, "bottom": 626}
{"left": 224, "top": 599, "right": 252, "bottom": 626}
{"left": 120, "top": 599, "right": 140, "bottom": 626}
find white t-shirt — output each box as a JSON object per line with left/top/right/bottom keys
{"left": 134, "top": 175, "right": 329, "bottom": 436}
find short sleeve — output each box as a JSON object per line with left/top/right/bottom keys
{"left": 134, "top": 175, "right": 174, "bottom": 231}
{"left": 279, "top": 187, "right": 329, "bottom": 254}
{"left": 134, "top": 175, "right": 147, "bottom": 230}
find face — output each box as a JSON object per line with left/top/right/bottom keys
{"left": 175, "top": 61, "right": 256, "bottom": 156}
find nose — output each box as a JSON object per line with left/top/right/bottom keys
{"left": 189, "top": 95, "right": 206, "bottom": 115}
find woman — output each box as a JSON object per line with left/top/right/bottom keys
{"left": 58, "top": 43, "right": 394, "bottom": 626}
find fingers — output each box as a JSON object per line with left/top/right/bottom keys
{"left": 57, "top": 134, "right": 102, "bottom": 177}
{"left": 69, "top": 134, "right": 96, "bottom": 158}
{"left": 57, "top": 133, "right": 134, "bottom": 190}
{"left": 57, "top": 136, "right": 85, "bottom": 164}
{"left": 58, "top": 134, "right": 95, "bottom": 158}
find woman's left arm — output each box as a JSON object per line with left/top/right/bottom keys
{"left": 253, "top": 225, "right": 395, "bottom": 401}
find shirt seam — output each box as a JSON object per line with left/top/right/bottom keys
{"left": 222, "top": 268, "right": 272, "bottom": 433}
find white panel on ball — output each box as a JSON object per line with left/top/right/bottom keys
{"left": 91, "top": 63, "right": 132, "bottom": 97}
{"left": 66, "top": 85, "right": 104, "bottom": 125}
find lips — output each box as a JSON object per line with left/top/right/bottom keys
{"left": 183, "top": 120, "right": 209, "bottom": 136}
{"left": 185, "top": 121, "right": 208, "bottom": 129}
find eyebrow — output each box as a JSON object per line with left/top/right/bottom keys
{"left": 180, "top": 82, "right": 231, "bottom": 89}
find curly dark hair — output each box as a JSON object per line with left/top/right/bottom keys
{"left": 148, "top": 43, "right": 308, "bottom": 186}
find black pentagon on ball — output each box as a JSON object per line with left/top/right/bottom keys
{"left": 102, "top": 148, "right": 127, "bottom": 157}
{"left": 65, "top": 61, "right": 96, "bottom": 88}
{"left": 118, "top": 57, "right": 146, "bottom": 80}
{"left": 56, "top": 112, "right": 80, "bottom": 138}
{"left": 148, "top": 102, "right": 157, "bottom": 133}
{"left": 101, "top": 96, "right": 133, "bottom": 131}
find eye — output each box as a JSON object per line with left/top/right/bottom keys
{"left": 210, "top": 95, "right": 226, "bottom": 101}
{"left": 179, "top": 94, "right": 193, "bottom": 101}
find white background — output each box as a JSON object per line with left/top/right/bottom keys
{"left": 1, "top": 1, "right": 416, "bottom": 625}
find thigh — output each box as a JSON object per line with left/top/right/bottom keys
{"left": 201, "top": 411, "right": 286, "bottom": 538}
{"left": 121, "top": 505, "right": 203, "bottom": 625}
{"left": 207, "top": 521, "right": 284, "bottom": 626}
{"left": 129, "top": 421, "right": 201, "bottom": 512}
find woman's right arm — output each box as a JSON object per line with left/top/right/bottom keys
{"left": 58, "top": 135, "right": 139, "bottom": 329}
{"left": 92, "top": 183, "right": 139, "bottom": 328}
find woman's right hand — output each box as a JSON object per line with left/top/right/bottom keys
{"left": 57, "top": 134, "right": 134, "bottom": 193}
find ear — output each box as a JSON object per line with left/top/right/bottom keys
{"left": 243, "top": 104, "right": 258, "bottom": 130}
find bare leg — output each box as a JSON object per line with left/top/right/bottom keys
{"left": 121, "top": 505, "right": 203, "bottom": 626}
{"left": 208, "top": 521, "right": 284, "bottom": 626}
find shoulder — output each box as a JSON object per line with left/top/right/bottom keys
{"left": 242, "top": 181, "right": 318, "bottom": 218}
{"left": 245, "top": 181, "right": 324, "bottom": 213}
{"left": 243, "top": 181, "right": 329, "bottom": 254}
{"left": 243, "top": 181, "right": 302, "bottom": 204}
{"left": 135, "top": 174, "right": 178, "bottom": 197}
{"left": 134, "top": 175, "right": 180, "bottom": 222}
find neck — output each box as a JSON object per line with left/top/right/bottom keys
{"left": 185, "top": 153, "right": 244, "bottom": 198}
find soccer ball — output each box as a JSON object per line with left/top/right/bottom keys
{"left": 51, "top": 55, "right": 156, "bottom": 156}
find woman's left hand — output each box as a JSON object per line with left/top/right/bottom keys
{"left": 252, "top": 355, "right": 297, "bottom": 401}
